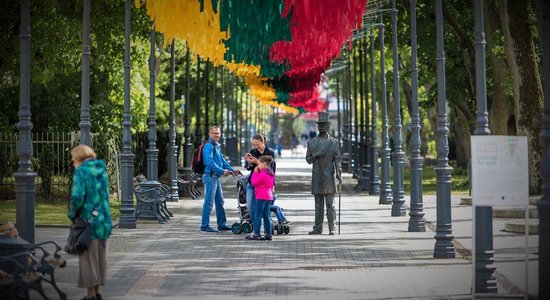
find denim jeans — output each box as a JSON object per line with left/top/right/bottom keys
{"left": 270, "top": 200, "right": 285, "bottom": 222}
{"left": 200, "top": 174, "right": 228, "bottom": 230}
{"left": 246, "top": 183, "right": 256, "bottom": 224}
{"left": 253, "top": 199, "right": 272, "bottom": 236}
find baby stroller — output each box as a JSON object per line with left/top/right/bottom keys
{"left": 270, "top": 195, "right": 290, "bottom": 235}
{"left": 230, "top": 173, "right": 253, "bottom": 234}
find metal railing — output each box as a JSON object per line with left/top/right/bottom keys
{"left": 0, "top": 132, "right": 79, "bottom": 201}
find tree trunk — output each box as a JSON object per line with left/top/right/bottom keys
{"left": 450, "top": 106, "right": 471, "bottom": 168}
{"left": 485, "top": 0, "right": 511, "bottom": 136}
{"left": 501, "top": 0, "right": 543, "bottom": 194}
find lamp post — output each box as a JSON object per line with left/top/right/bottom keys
{"left": 362, "top": 37, "right": 371, "bottom": 191}
{"left": 213, "top": 66, "right": 218, "bottom": 125}
{"left": 15, "top": 0, "right": 36, "bottom": 242}
{"left": 194, "top": 56, "right": 202, "bottom": 148}
{"left": 433, "top": 0, "right": 455, "bottom": 259}
{"left": 146, "top": 23, "right": 159, "bottom": 181}
{"left": 378, "top": 20, "right": 392, "bottom": 205}
{"left": 358, "top": 40, "right": 367, "bottom": 192}
{"left": 353, "top": 46, "right": 360, "bottom": 178}
{"left": 168, "top": 41, "right": 179, "bottom": 201}
{"left": 473, "top": 0, "right": 496, "bottom": 292}
{"left": 408, "top": 0, "right": 425, "bottom": 232}
{"left": 119, "top": 0, "right": 136, "bottom": 229}
{"left": 79, "top": 0, "right": 91, "bottom": 146}
{"left": 539, "top": 1, "right": 550, "bottom": 297}
{"left": 369, "top": 28, "right": 380, "bottom": 196}
{"left": 390, "top": 0, "right": 406, "bottom": 217}
{"left": 204, "top": 60, "right": 210, "bottom": 138}
{"left": 183, "top": 45, "right": 192, "bottom": 169}
{"left": 336, "top": 71, "right": 342, "bottom": 148}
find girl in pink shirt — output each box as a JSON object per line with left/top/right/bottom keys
{"left": 247, "top": 155, "right": 275, "bottom": 240}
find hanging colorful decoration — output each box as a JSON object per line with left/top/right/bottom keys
{"left": 140, "top": 0, "right": 368, "bottom": 112}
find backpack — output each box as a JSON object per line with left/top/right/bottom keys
{"left": 191, "top": 142, "right": 216, "bottom": 174}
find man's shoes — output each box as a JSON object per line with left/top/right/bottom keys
{"left": 308, "top": 231, "right": 322, "bottom": 235}
{"left": 200, "top": 227, "right": 218, "bottom": 233}
{"left": 218, "top": 226, "right": 232, "bottom": 231}
{"left": 329, "top": 231, "right": 335, "bottom": 235}
{"left": 262, "top": 235, "right": 272, "bottom": 241}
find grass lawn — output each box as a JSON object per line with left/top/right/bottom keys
{"left": 0, "top": 197, "right": 121, "bottom": 226}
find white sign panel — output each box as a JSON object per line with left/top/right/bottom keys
{"left": 471, "top": 135, "right": 528, "bottom": 207}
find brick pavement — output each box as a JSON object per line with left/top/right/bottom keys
{"left": 31, "top": 154, "right": 537, "bottom": 299}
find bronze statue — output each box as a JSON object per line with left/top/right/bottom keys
{"left": 305, "top": 112, "right": 341, "bottom": 235}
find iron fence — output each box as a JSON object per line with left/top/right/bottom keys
{"left": 0, "top": 132, "right": 79, "bottom": 201}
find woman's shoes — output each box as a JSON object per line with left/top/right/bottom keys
{"left": 245, "top": 234, "right": 261, "bottom": 240}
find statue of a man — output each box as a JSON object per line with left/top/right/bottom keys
{"left": 305, "top": 112, "right": 341, "bottom": 235}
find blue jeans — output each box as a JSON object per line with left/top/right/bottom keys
{"left": 201, "top": 174, "right": 228, "bottom": 230}
{"left": 246, "top": 183, "right": 256, "bottom": 223}
{"left": 270, "top": 199, "right": 286, "bottom": 222}
{"left": 253, "top": 199, "right": 272, "bottom": 236}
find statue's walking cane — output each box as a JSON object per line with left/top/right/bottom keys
{"left": 337, "top": 179, "right": 342, "bottom": 235}
{"left": 336, "top": 162, "right": 342, "bottom": 235}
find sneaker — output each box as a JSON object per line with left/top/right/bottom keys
{"left": 218, "top": 226, "right": 232, "bottom": 231}
{"left": 200, "top": 227, "right": 218, "bottom": 233}
{"left": 262, "top": 235, "right": 272, "bottom": 241}
{"left": 246, "top": 234, "right": 261, "bottom": 240}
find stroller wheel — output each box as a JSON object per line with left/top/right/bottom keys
{"left": 242, "top": 222, "right": 253, "bottom": 234}
{"left": 231, "top": 222, "right": 243, "bottom": 234}
{"left": 272, "top": 223, "right": 278, "bottom": 235}
{"left": 283, "top": 224, "right": 290, "bottom": 234}
{"left": 276, "top": 223, "right": 284, "bottom": 235}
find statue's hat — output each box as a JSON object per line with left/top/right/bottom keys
{"left": 316, "top": 112, "right": 330, "bottom": 123}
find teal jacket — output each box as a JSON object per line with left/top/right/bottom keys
{"left": 68, "top": 159, "right": 112, "bottom": 240}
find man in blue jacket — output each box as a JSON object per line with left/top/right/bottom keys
{"left": 201, "top": 125, "right": 240, "bottom": 232}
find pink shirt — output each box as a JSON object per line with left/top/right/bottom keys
{"left": 250, "top": 169, "right": 275, "bottom": 201}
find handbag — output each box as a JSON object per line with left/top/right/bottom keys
{"left": 64, "top": 215, "right": 92, "bottom": 255}
{"left": 65, "top": 202, "right": 95, "bottom": 255}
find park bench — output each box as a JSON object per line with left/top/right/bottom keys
{"left": 177, "top": 170, "right": 201, "bottom": 199}
{"left": 132, "top": 177, "right": 170, "bottom": 224}
{"left": 134, "top": 174, "right": 174, "bottom": 218}
{"left": 0, "top": 238, "right": 67, "bottom": 300}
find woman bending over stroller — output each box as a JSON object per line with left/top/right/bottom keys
{"left": 247, "top": 155, "right": 275, "bottom": 241}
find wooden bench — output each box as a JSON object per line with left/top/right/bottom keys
{"left": 0, "top": 239, "right": 67, "bottom": 300}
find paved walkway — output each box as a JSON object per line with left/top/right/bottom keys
{"left": 34, "top": 152, "right": 538, "bottom": 299}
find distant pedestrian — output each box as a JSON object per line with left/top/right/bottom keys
{"left": 301, "top": 132, "right": 308, "bottom": 148}
{"left": 308, "top": 127, "right": 317, "bottom": 139}
{"left": 200, "top": 125, "right": 241, "bottom": 233}
{"left": 247, "top": 155, "right": 275, "bottom": 240}
{"left": 68, "top": 145, "right": 112, "bottom": 300}
{"left": 291, "top": 133, "right": 299, "bottom": 155}
{"left": 305, "top": 112, "right": 341, "bottom": 235}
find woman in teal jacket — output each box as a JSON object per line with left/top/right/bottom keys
{"left": 68, "top": 145, "right": 112, "bottom": 300}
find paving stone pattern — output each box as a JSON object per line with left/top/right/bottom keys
{"left": 32, "top": 155, "right": 537, "bottom": 300}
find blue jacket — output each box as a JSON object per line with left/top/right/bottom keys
{"left": 202, "top": 138, "right": 234, "bottom": 177}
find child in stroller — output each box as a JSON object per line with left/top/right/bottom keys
{"left": 270, "top": 194, "right": 290, "bottom": 235}
{"left": 230, "top": 174, "right": 290, "bottom": 235}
